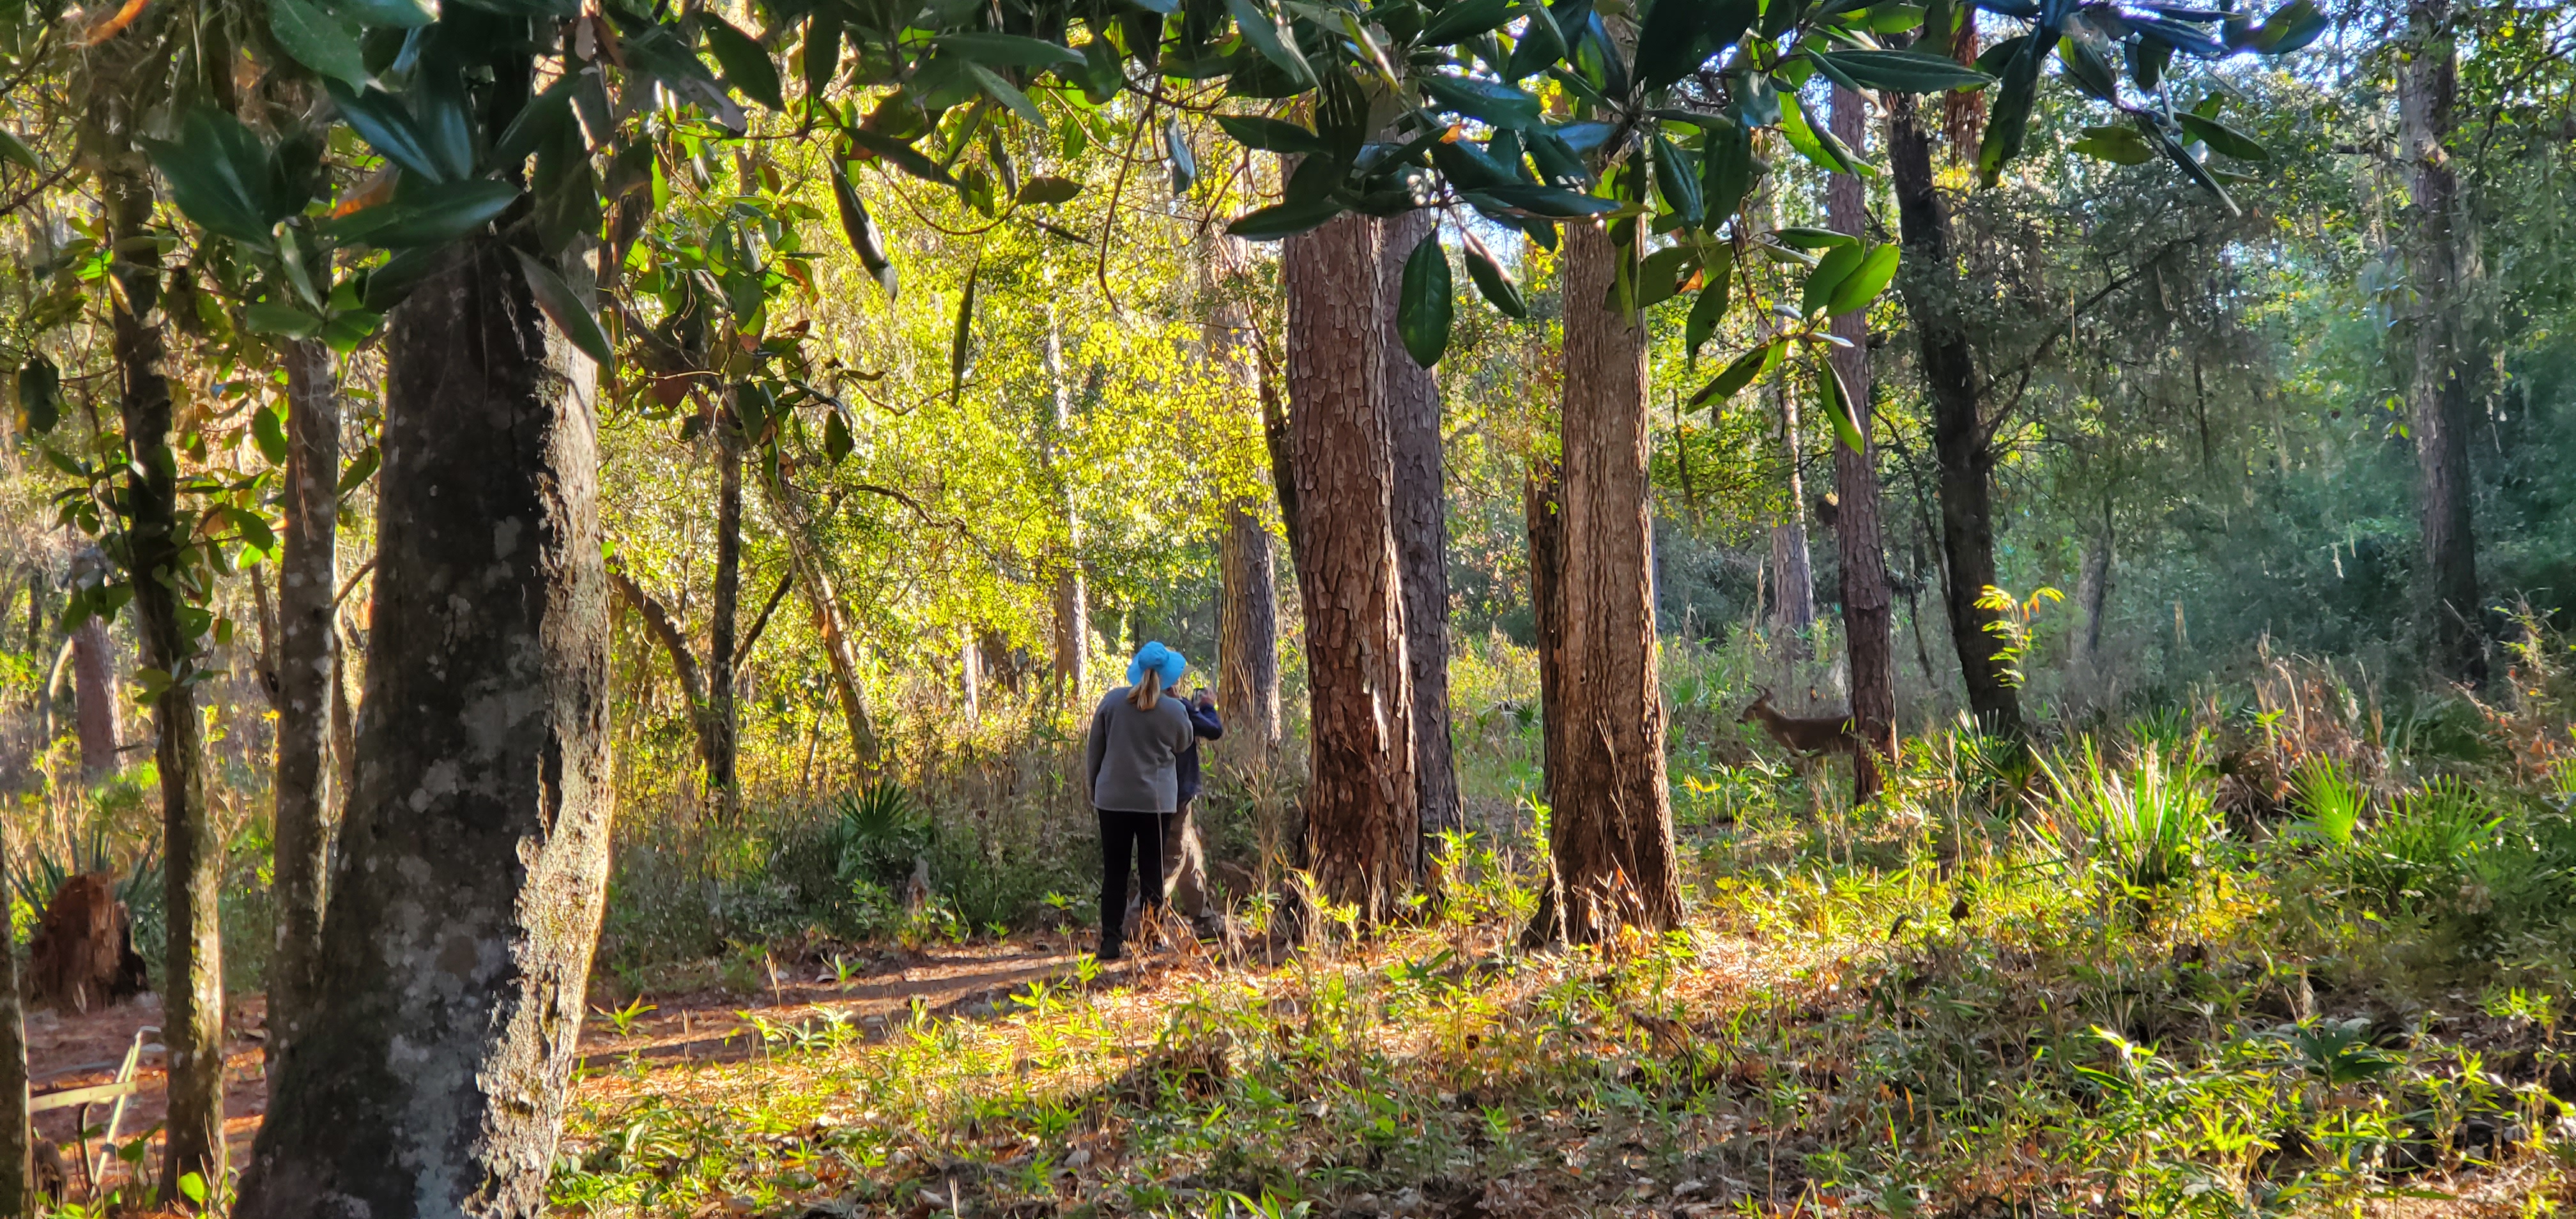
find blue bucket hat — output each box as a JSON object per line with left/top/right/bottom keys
{"left": 1126, "top": 641, "right": 1187, "bottom": 692}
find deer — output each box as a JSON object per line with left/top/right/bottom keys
{"left": 1738, "top": 687, "right": 1867, "bottom": 765}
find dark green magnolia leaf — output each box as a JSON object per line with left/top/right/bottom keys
{"left": 829, "top": 160, "right": 898, "bottom": 298}
{"left": 144, "top": 110, "right": 281, "bottom": 247}
{"left": 1823, "top": 241, "right": 1898, "bottom": 315}
{"left": 1800, "top": 242, "right": 1866, "bottom": 317}
{"left": 1466, "top": 181, "right": 1614, "bottom": 217}
{"left": 949, "top": 265, "right": 977, "bottom": 401}
{"left": 1422, "top": 0, "right": 1517, "bottom": 44}
{"left": 223, "top": 506, "right": 278, "bottom": 553}
{"left": 1422, "top": 74, "right": 1542, "bottom": 129}
{"left": 252, "top": 405, "right": 291, "bottom": 464}
{"left": 2069, "top": 123, "right": 2155, "bottom": 164}
{"left": 2055, "top": 37, "right": 2119, "bottom": 102}
{"left": 1779, "top": 93, "right": 1866, "bottom": 177}
{"left": 1683, "top": 246, "right": 1734, "bottom": 364}
{"left": 0, "top": 128, "right": 36, "bottom": 171}
{"left": 1227, "top": 0, "right": 1318, "bottom": 88}
{"left": 2249, "top": 0, "right": 2326, "bottom": 53}
{"left": 824, "top": 410, "right": 854, "bottom": 463}
{"left": 1651, "top": 135, "right": 1702, "bottom": 226}
{"left": 2175, "top": 112, "right": 2266, "bottom": 161}
{"left": 1699, "top": 121, "right": 1756, "bottom": 220}
{"left": 2139, "top": 115, "right": 2239, "bottom": 215}
{"left": 1811, "top": 48, "right": 1991, "bottom": 91}
{"left": 491, "top": 75, "right": 577, "bottom": 167}
{"left": 337, "top": 442, "right": 381, "bottom": 496}
{"left": 1215, "top": 114, "right": 1333, "bottom": 155}
{"left": 934, "top": 32, "right": 1085, "bottom": 70}
{"left": 1688, "top": 339, "right": 1781, "bottom": 407}
{"left": 322, "top": 307, "right": 382, "bottom": 353}
{"left": 328, "top": 82, "right": 448, "bottom": 183}
{"left": 246, "top": 300, "right": 325, "bottom": 337}
{"left": 703, "top": 17, "right": 786, "bottom": 111}
{"left": 15, "top": 356, "right": 59, "bottom": 434}
{"left": 327, "top": 178, "right": 519, "bottom": 247}
{"left": 1974, "top": 32, "right": 2029, "bottom": 76}
{"left": 1634, "top": 245, "right": 1697, "bottom": 309}
{"left": 342, "top": 0, "right": 437, "bottom": 26}
{"left": 963, "top": 63, "right": 1046, "bottom": 127}
{"left": 1397, "top": 230, "right": 1453, "bottom": 367}
{"left": 1815, "top": 357, "right": 1865, "bottom": 452}
{"left": 1975, "top": 31, "right": 2050, "bottom": 185}
{"left": 1501, "top": 0, "right": 1568, "bottom": 79}
{"left": 846, "top": 126, "right": 958, "bottom": 186}
{"left": 510, "top": 249, "right": 611, "bottom": 366}
{"left": 1459, "top": 228, "right": 1527, "bottom": 318}
{"left": 1016, "top": 175, "right": 1084, "bottom": 205}
{"left": 804, "top": 10, "right": 843, "bottom": 100}
{"left": 1632, "top": 0, "right": 1712, "bottom": 92}
{"left": 1773, "top": 226, "right": 1858, "bottom": 250}
{"left": 270, "top": 0, "right": 369, "bottom": 87}
{"left": 360, "top": 247, "right": 442, "bottom": 312}
{"left": 1167, "top": 115, "right": 1197, "bottom": 195}
{"left": 1226, "top": 197, "right": 1343, "bottom": 240}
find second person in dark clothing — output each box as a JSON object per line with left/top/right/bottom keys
{"left": 1164, "top": 684, "right": 1223, "bottom": 937}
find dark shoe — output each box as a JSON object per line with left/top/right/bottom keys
{"left": 1098, "top": 941, "right": 1124, "bottom": 962}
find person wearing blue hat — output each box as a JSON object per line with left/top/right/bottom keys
{"left": 1084, "top": 641, "right": 1197, "bottom": 961}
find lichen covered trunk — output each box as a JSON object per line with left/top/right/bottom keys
{"left": 234, "top": 240, "right": 613, "bottom": 1218}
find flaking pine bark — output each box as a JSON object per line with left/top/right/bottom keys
{"left": 1377, "top": 208, "right": 1464, "bottom": 866}
{"left": 1284, "top": 212, "right": 1418, "bottom": 922}
{"left": 1545, "top": 220, "right": 1682, "bottom": 942}
{"left": 236, "top": 241, "right": 614, "bottom": 1218}
{"left": 1200, "top": 233, "right": 1284, "bottom": 762}
{"left": 1823, "top": 86, "right": 1899, "bottom": 793}
{"left": 2398, "top": 0, "right": 2483, "bottom": 681}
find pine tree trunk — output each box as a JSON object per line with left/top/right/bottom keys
{"left": 1202, "top": 234, "right": 1282, "bottom": 761}
{"left": 1829, "top": 88, "right": 1901, "bottom": 793}
{"left": 1379, "top": 210, "right": 1462, "bottom": 860}
{"left": 2073, "top": 507, "right": 2113, "bottom": 666}
{"left": 1524, "top": 459, "right": 1569, "bottom": 799}
{"left": 2398, "top": 0, "right": 2482, "bottom": 681}
{"left": 1045, "top": 308, "right": 1089, "bottom": 705}
{"left": 1770, "top": 383, "right": 1816, "bottom": 647}
{"left": 1547, "top": 220, "right": 1681, "bottom": 942}
{"left": 1885, "top": 88, "right": 2020, "bottom": 740}
{"left": 71, "top": 616, "right": 119, "bottom": 776}
{"left": 102, "top": 156, "right": 226, "bottom": 1193}
{"left": 707, "top": 436, "right": 743, "bottom": 813}
{"left": 270, "top": 338, "right": 341, "bottom": 1064}
{"left": 1284, "top": 213, "right": 1417, "bottom": 921}
{"left": 1218, "top": 503, "right": 1280, "bottom": 757}
{"left": 234, "top": 239, "right": 613, "bottom": 1217}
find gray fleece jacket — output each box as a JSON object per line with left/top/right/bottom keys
{"left": 1085, "top": 686, "right": 1197, "bottom": 813}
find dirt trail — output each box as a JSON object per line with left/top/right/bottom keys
{"left": 20, "top": 939, "right": 1089, "bottom": 1199}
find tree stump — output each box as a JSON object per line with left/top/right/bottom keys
{"left": 26, "top": 873, "right": 148, "bottom": 1012}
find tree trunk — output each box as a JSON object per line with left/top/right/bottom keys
{"left": 1885, "top": 87, "right": 2021, "bottom": 740}
{"left": 606, "top": 564, "right": 727, "bottom": 775}
{"left": 1829, "top": 88, "right": 1900, "bottom": 793}
{"left": 0, "top": 819, "right": 26, "bottom": 1211}
{"left": 1283, "top": 213, "right": 1417, "bottom": 921}
{"left": 269, "top": 338, "right": 341, "bottom": 1066}
{"left": 1770, "top": 381, "right": 1816, "bottom": 648}
{"left": 1045, "top": 307, "right": 1089, "bottom": 705}
{"left": 234, "top": 238, "right": 614, "bottom": 1218}
{"left": 1379, "top": 210, "right": 1462, "bottom": 861}
{"left": 1547, "top": 220, "right": 1681, "bottom": 943}
{"left": 760, "top": 477, "right": 880, "bottom": 769}
{"left": 71, "top": 617, "right": 120, "bottom": 776}
{"left": 1521, "top": 456, "right": 1570, "bottom": 944}
{"left": 2398, "top": 0, "right": 2482, "bottom": 682}
{"left": 2073, "top": 505, "right": 2113, "bottom": 666}
{"left": 1202, "top": 233, "right": 1284, "bottom": 762}
{"left": 102, "top": 155, "right": 226, "bottom": 1193}
{"left": 707, "top": 436, "right": 743, "bottom": 812}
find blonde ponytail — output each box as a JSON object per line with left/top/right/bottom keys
{"left": 1130, "top": 679, "right": 1160, "bottom": 710}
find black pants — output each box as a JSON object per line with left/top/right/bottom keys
{"left": 1098, "top": 808, "right": 1165, "bottom": 947}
